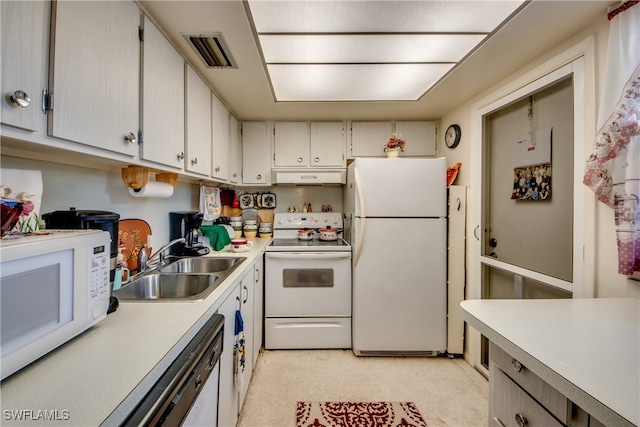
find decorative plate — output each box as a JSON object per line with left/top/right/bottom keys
{"left": 118, "top": 219, "right": 152, "bottom": 272}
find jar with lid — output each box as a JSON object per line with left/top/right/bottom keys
{"left": 243, "top": 220, "right": 257, "bottom": 238}
{"left": 230, "top": 216, "right": 243, "bottom": 239}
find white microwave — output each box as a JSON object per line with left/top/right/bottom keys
{"left": 0, "top": 229, "right": 111, "bottom": 380}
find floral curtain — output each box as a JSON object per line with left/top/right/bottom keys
{"left": 583, "top": 1, "right": 640, "bottom": 275}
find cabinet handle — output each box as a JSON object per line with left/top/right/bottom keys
{"left": 242, "top": 285, "right": 248, "bottom": 304}
{"left": 215, "top": 166, "right": 220, "bottom": 173}
{"left": 298, "top": 157, "right": 304, "bottom": 163}
{"left": 511, "top": 358, "right": 523, "bottom": 372}
{"left": 191, "top": 157, "right": 198, "bottom": 165}
{"left": 124, "top": 133, "right": 137, "bottom": 144}
{"left": 10, "top": 90, "right": 30, "bottom": 108}
{"left": 233, "top": 173, "right": 237, "bottom": 178}
{"left": 256, "top": 174, "right": 262, "bottom": 180}
{"left": 314, "top": 157, "right": 320, "bottom": 162}
{"left": 491, "top": 417, "right": 505, "bottom": 427}
{"left": 177, "top": 152, "right": 184, "bottom": 160}
{"left": 514, "top": 413, "right": 528, "bottom": 427}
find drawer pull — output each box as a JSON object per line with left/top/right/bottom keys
{"left": 512, "top": 358, "right": 523, "bottom": 372}
{"left": 515, "top": 413, "right": 528, "bottom": 427}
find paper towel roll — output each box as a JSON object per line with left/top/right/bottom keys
{"left": 128, "top": 181, "right": 174, "bottom": 198}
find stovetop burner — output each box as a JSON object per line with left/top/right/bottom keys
{"left": 267, "top": 212, "right": 350, "bottom": 252}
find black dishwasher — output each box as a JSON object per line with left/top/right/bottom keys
{"left": 121, "top": 314, "right": 224, "bottom": 426}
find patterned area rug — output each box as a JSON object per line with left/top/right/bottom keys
{"left": 296, "top": 401, "right": 427, "bottom": 427}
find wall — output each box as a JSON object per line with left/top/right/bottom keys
{"left": 438, "top": 12, "right": 640, "bottom": 298}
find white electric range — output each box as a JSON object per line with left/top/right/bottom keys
{"left": 264, "top": 212, "right": 352, "bottom": 349}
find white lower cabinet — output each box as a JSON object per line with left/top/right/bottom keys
{"left": 489, "top": 342, "right": 592, "bottom": 427}
{"left": 218, "top": 260, "right": 262, "bottom": 427}
{"left": 251, "top": 256, "right": 264, "bottom": 367}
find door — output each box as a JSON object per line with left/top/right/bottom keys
{"left": 349, "top": 158, "right": 446, "bottom": 217}
{"left": 352, "top": 217, "right": 446, "bottom": 353}
{"left": 1, "top": 0, "right": 50, "bottom": 133}
{"left": 142, "top": 15, "right": 185, "bottom": 168}
{"left": 273, "top": 122, "right": 309, "bottom": 167}
{"left": 49, "top": 0, "right": 139, "bottom": 155}
{"left": 211, "top": 94, "right": 229, "bottom": 181}
{"left": 471, "top": 57, "right": 589, "bottom": 371}
{"left": 310, "top": 122, "right": 347, "bottom": 167}
{"left": 242, "top": 121, "right": 270, "bottom": 185}
{"left": 349, "top": 121, "right": 393, "bottom": 157}
{"left": 184, "top": 65, "right": 211, "bottom": 176}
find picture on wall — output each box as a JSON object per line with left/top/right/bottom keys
{"left": 511, "top": 163, "right": 552, "bottom": 200}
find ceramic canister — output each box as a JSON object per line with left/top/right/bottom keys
{"left": 259, "top": 222, "right": 272, "bottom": 238}
{"left": 243, "top": 220, "right": 257, "bottom": 238}
{"left": 230, "top": 216, "right": 243, "bottom": 238}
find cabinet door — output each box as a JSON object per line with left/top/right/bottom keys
{"left": 395, "top": 121, "right": 436, "bottom": 156}
{"left": 252, "top": 256, "right": 264, "bottom": 367}
{"left": 142, "top": 16, "right": 185, "bottom": 168}
{"left": 239, "top": 270, "right": 254, "bottom": 411}
{"left": 349, "top": 121, "right": 393, "bottom": 157}
{"left": 310, "top": 122, "right": 346, "bottom": 167}
{"left": 217, "top": 284, "right": 240, "bottom": 427}
{"left": 273, "top": 122, "right": 309, "bottom": 167}
{"left": 242, "top": 121, "right": 271, "bottom": 185}
{"left": 1, "top": 0, "right": 50, "bottom": 133}
{"left": 49, "top": 1, "right": 139, "bottom": 156}
{"left": 184, "top": 65, "right": 211, "bottom": 176}
{"left": 211, "top": 94, "right": 230, "bottom": 181}
{"left": 229, "top": 115, "right": 242, "bottom": 184}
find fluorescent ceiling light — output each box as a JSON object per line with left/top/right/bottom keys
{"left": 246, "top": 1, "right": 526, "bottom": 102}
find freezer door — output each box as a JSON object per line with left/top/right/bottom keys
{"left": 348, "top": 158, "right": 446, "bottom": 218}
{"left": 352, "top": 217, "right": 447, "bottom": 354}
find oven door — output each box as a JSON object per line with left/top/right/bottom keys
{"left": 265, "top": 252, "right": 351, "bottom": 317}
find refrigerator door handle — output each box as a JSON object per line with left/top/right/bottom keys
{"left": 354, "top": 167, "right": 366, "bottom": 267}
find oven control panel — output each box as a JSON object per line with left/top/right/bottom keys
{"left": 274, "top": 212, "right": 342, "bottom": 229}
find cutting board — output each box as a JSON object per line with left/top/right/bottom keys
{"left": 118, "top": 219, "right": 152, "bottom": 273}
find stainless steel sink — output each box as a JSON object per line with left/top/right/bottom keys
{"left": 160, "top": 256, "right": 245, "bottom": 273}
{"left": 113, "top": 273, "right": 222, "bottom": 301}
{"left": 113, "top": 256, "right": 246, "bottom": 302}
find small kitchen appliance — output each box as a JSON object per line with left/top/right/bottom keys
{"left": 264, "top": 212, "right": 351, "bottom": 349}
{"left": 42, "top": 208, "right": 120, "bottom": 290}
{"left": 0, "top": 229, "right": 111, "bottom": 380}
{"left": 169, "top": 211, "right": 210, "bottom": 256}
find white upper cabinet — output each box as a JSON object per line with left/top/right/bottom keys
{"left": 142, "top": 15, "right": 185, "bottom": 169}
{"left": 1, "top": 1, "right": 50, "bottom": 134}
{"left": 242, "top": 121, "right": 271, "bottom": 186}
{"left": 211, "top": 94, "right": 230, "bottom": 181}
{"left": 184, "top": 64, "right": 212, "bottom": 176}
{"left": 349, "top": 121, "right": 393, "bottom": 157}
{"left": 349, "top": 121, "right": 437, "bottom": 157}
{"left": 310, "top": 122, "right": 347, "bottom": 167}
{"left": 229, "top": 115, "right": 242, "bottom": 184}
{"left": 274, "top": 121, "right": 346, "bottom": 168}
{"left": 395, "top": 121, "right": 437, "bottom": 156}
{"left": 48, "top": 0, "right": 139, "bottom": 156}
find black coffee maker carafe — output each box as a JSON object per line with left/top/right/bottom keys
{"left": 169, "top": 211, "right": 210, "bottom": 256}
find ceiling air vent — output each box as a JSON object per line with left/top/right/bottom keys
{"left": 183, "top": 33, "right": 237, "bottom": 69}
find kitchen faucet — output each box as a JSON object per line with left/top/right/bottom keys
{"left": 140, "top": 238, "right": 186, "bottom": 272}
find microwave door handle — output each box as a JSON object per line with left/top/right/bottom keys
{"left": 353, "top": 167, "right": 366, "bottom": 268}
{"left": 265, "top": 252, "right": 351, "bottom": 260}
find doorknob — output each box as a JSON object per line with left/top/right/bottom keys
{"left": 489, "top": 238, "right": 498, "bottom": 248}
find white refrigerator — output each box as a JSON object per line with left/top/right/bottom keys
{"left": 344, "top": 158, "right": 447, "bottom": 355}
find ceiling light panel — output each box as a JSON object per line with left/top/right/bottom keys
{"left": 248, "top": 1, "right": 525, "bottom": 33}
{"left": 267, "top": 63, "right": 454, "bottom": 101}
{"left": 259, "top": 34, "right": 487, "bottom": 63}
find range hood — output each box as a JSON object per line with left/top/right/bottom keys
{"left": 271, "top": 169, "right": 346, "bottom": 185}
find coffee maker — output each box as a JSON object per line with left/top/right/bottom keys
{"left": 169, "top": 211, "right": 210, "bottom": 256}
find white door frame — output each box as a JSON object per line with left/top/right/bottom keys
{"left": 468, "top": 37, "right": 597, "bottom": 371}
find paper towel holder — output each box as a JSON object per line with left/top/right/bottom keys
{"left": 121, "top": 166, "right": 179, "bottom": 189}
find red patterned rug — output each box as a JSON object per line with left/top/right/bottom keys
{"left": 296, "top": 401, "right": 427, "bottom": 427}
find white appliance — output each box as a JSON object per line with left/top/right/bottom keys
{"left": 345, "top": 158, "right": 447, "bottom": 356}
{"left": 265, "top": 212, "right": 352, "bottom": 349}
{"left": 0, "top": 229, "right": 111, "bottom": 379}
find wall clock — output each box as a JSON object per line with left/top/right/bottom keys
{"left": 445, "top": 124, "right": 461, "bottom": 149}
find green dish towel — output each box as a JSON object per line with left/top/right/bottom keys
{"left": 200, "top": 225, "right": 231, "bottom": 251}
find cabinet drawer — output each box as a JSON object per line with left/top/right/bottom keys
{"left": 490, "top": 364, "right": 564, "bottom": 427}
{"left": 490, "top": 342, "right": 569, "bottom": 424}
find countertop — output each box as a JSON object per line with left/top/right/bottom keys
{"left": 0, "top": 238, "right": 271, "bottom": 426}
{"left": 460, "top": 298, "right": 639, "bottom": 427}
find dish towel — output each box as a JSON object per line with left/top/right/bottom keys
{"left": 234, "top": 304, "right": 245, "bottom": 390}
{"left": 199, "top": 225, "right": 231, "bottom": 251}
{"left": 200, "top": 185, "right": 221, "bottom": 221}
